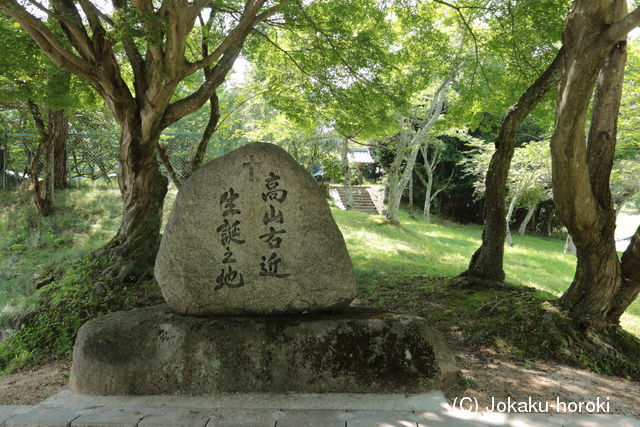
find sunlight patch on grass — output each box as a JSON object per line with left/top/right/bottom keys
{"left": 332, "top": 207, "right": 640, "bottom": 338}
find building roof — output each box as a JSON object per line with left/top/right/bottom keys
{"left": 347, "top": 148, "right": 374, "bottom": 164}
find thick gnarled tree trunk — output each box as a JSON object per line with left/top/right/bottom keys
{"left": 463, "top": 50, "right": 563, "bottom": 282}
{"left": 98, "top": 111, "right": 168, "bottom": 282}
{"left": 551, "top": 0, "right": 640, "bottom": 327}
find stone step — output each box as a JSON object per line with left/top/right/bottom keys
{"left": 330, "top": 186, "right": 380, "bottom": 215}
{"left": 350, "top": 208, "right": 377, "bottom": 211}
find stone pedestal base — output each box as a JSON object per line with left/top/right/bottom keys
{"left": 70, "top": 305, "right": 459, "bottom": 395}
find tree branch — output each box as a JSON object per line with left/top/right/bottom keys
{"left": 0, "top": 0, "right": 99, "bottom": 83}
{"left": 110, "top": 0, "right": 145, "bottom": 95}
{"left": 184, "top": 0, "right": 280, "bottom": 76}
{"left": 48, "top": 0, "right": 97, "bottom": 62}
{"left": 162, "top": 1, "right": 281, "bottom": 127}
{"left": 605, "top": 6, "right": 640, "bottom": 42}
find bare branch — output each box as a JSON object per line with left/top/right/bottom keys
{"left": 162, "top": 1, "right": 282, "bottom": 126}
{"left": 431, "top": 169, "right": 454, "bottom": 201}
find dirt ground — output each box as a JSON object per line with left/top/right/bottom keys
{"left": 446, "top": 329, "right": 640, "bottom": 417}
{"left": 0, "top": 349, "right": 638, "bottom": 418}
{"left": 0, "top": 360, "right": 69, "bottom": 405}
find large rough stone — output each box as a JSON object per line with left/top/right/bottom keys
{"left": 70, "top": 305, "right": 460, "bottom": 395}
{"left": 155, "top": 142, "right": 357, "bottom": 315}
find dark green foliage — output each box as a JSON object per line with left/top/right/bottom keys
{"left": 0, "top": 256, "right": 163, "bottom": 373}
{"left": 0, "top": 183, "right": 163, "bottom": 373}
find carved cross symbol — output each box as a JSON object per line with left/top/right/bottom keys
{"left": 242, "top": 155, "right": 261, "bottom": 182}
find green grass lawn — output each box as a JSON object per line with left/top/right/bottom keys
{"left": 0, "top": 183, "right": 121, "bottom": 315}
{"left": 332, "top": 207, "right": 640, "bottom": 337}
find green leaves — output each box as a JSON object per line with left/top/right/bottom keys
{"left": 0, "top": 14, "right": 98, "bottom": 112}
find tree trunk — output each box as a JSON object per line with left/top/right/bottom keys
{"left": 98, "top": 114, "right": 168, "bottom": 282}
{"left": 418, "top": 142, "right": 449, "bottom": 223}
{"left": 385, "top": 75, "right": 453, "bottom": 225}
{"left": 36, "top": 129, "right": 55, "bottom": 216}
{"left": 505, "top": 193, "right": 519, "bottom": 247}
{"left": 386, "top": 145, "right": 419, "bottom": 223}
{"left": 552, "top": 0, "right": 638, "bottom": 327}
{"left": 423, "top": 167, "right": 433, "bottom": 224}
{"left": 464, "top": 50, "right": 563, "bottom": 282}
{"left": 385, "top": 130, "right": 408, "bottom": 224}
{"left": 421, "top": 144, "right": 435, "bottom": 223}
{"left": 27, "top": 102, "right": 55, "bottom": 216}
{"left": 613, "top": 225, "right": 640, "bottom": 322}
{"left": 564, "top": 234, "right": 577, "bottom": 255}
{"left": 341, "top": 138, "right": 354, "bottom": 210}
{"left": 52, "top": 110, "right": 69, "bottom": 189}
{"left": 423, "top": 177, "right": 432, "bottom": 223}
{"left": 189, "top": 92, "right": 220, "bottom": 179}
{"left": 408, "top": 173, "right": 414, "bottom": 218}
{"left": 518, "top": 205, "right": 536, "bottom": 235}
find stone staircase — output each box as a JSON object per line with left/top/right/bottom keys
{"left": 331, "top": 186, "right": 381, "bottom": 215}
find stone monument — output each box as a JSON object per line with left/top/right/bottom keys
{"left": 155, "top": 142, "right": 357, "bottom": 315}
{"left": 70, "top": 142, "right": 459, "bottom": 395}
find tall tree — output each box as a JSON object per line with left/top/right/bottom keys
{"left": 0, "top": 16, "right": 97, "bottom": 213}
{"left": 445, "top": 0, "right": 569, "bottom": 283}
{"left": 414, "top": 136, "right": 453, "bottom": 223}
{"left": 549, "top": 0, "right": 640, "bottom": 327}
{"left": 0, "top": 0, "right": 281, "bottom": 280}
{"left": 384, "top": 77, "right": 453, "bottom": 224}
{"left": 462, "top": 53, "right": 562, "bottom": 281}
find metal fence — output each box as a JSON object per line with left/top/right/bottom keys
{"left": 0, "top": 131, "right": 229, "bottom": 189}
{"left": 0, "top": 131, "right": 352, "bottom": 190}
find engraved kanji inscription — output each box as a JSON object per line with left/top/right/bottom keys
{"left": 220, "top": 188, "right": 241, "bottom": 216}
{"left": 222, "top": 247, "right": 237, "bottom": 264}
{"left": 259, "top": 252, "right": 290, "bottom": 278}
{"left": 216, "top": 219, "right": 246, "bottom": 246}
{"left": 215, "top": 188, "right": 245, "bottom": 290}
{"left": 262, "top": 172, "right": 287, "bottom": 203}
{"left": 263, "top": 205, "right": 284, "bottom": 225}
{"left": 259, "top": 226, "right": 286, "bottom": 249}
{"left": 258, "top": 171, "right": 290, "bottom": 278}
{"left": 215, "top": 265, "right": 245, "bottom": 290}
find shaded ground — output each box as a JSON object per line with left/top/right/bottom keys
{"left": 451, "top": 336, "right": 640, "bottom": 417}
{"left": 352, "top": 276, "right": 640, "bottom": 417}
{"left": 0, "top": 360, "right": 69, "bottom": 405}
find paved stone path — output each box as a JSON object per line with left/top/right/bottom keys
{"left": 0, "top": 391, "right": 638, "bottom": 426}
